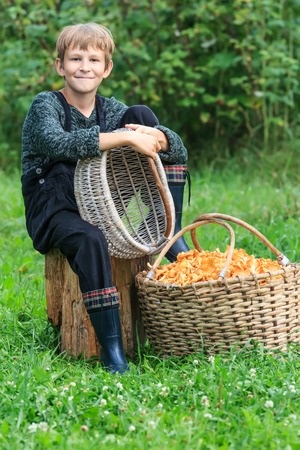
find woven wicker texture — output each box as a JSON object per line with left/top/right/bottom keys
{"left": 74, "top": 144, "right": 175, "bottom": 259}
{"left": 136, "top": 213, "right": 300, "bottom": 355}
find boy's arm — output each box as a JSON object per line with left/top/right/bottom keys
{"left": 24, "top": 92, "right": 186, "bottom": 165}
{"left": 99, "top": 131, "right": 160, "bottom": 160}
{"left": 124, "top": 123, "right": 188, "bottom": 165}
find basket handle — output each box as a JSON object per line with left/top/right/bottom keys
{"left": 192, "top": 213, "right": 290, "bottom": 266}
{"left": 146, "top": 217, "right": 236, "bottom": 280}
{"left": 147, "top": 157, "right": 174, "bottom": 239}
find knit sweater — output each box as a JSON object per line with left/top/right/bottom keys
{"left": 21, "top": 91, "right": 188, "bottom": 175}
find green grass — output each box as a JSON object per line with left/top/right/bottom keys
{"left": 0, "top": 149, "right": 300, "bottom": 449}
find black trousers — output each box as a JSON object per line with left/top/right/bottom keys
{"left": 22, "top": 106, "right": 160, "bottom": 303}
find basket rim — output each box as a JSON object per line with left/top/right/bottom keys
{"left": 145, "top": 213, "right": 294, "bottom": 280}
{"left": 136, "top": 263, "right": 300, "bottom": 289}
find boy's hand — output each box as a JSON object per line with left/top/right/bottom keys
{"left": 125, "top": 124, "right": 169, "bottom": 152}
{"left": 126, "top": 130, "right": 161, "bottom": 159}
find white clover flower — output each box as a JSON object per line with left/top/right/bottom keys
{"left": 159, "top": 386, "right": 170, "bottom": 397}
{"left": 100, "top": 398, "right": 107, "bottom": 406}
{"left": 157, "top": 403, "right": 163, "bottom": 409}
{"left": 289, "top": 384, "right": 296, "bottom": 393}
{"left": 38, "top": 422, "right": 49, "bottom": 432}
{"left": 201, "top": 395, "right": 210, "bottom": 407}
{"left": 188, "top": 379, "right": 194, "bottom": 386}
{"left": 148, "top": 420, "right": 157, "bottom": 429}
{"left": 117, "top": 394, "right": 124, "bottom": 401}
{"left": 68, "top": 396, "right": 74, "bottom": 402}
{"left": 264, "top": 400, "right": 274, "bottom": 408}
{"left": 289, "top": 414, "right": 297, "bottom": 421}
{"left": 249, "top": 368, "right": 256, "bottom": 377}
{"left": 102, "top": 385, "right": 109, "bottom": 391}
{"left": 116, "top": 382, "right": 123, "bottom": 390}
{"left": 208, "top": 355, "right": 214, "bottom": 363}
{"left": 204, "top": 412, "right": 213, "bottom": 419}
{"left": 81, "top": 425, "right": 89, "bottom": 432}
{"left": 128, "top": 425, "right": 136, "bottom": 432}
{"left": 193, "top": 359, "right": 199, "bottom": 365}
{"left": 70, "top": 382, "right": 76, "bottom": 387}
{"left": 28, "top": 423, "right": 38, "bottom": 433}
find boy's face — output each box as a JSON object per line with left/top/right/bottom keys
{"left": 55, "top": 46, "right": 113, "bottom": 94}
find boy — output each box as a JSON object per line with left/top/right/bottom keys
{"left": 21, "top": 23, "right": 189, "bottom": 373}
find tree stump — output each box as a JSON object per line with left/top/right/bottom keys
{"left": 45, "top": 249, "right": 151, "bottom": 359}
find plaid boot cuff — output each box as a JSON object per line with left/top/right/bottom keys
{"left": 82, "top": 287, "right": 120, "bottom": 312}
{"left": 163, "top": 165, "right": 188, "bottom": 184}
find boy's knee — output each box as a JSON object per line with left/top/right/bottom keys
{"left": 76, "top": 226, "right": 108, "bottom": 254}
{"left": 119, "top": 105, "right": 159, "bottom": 127}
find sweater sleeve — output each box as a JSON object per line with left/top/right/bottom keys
{"left": 22, "top": 91, "right": 101, "bottom": 162}
{"left": 155, "top": 124, "right": 188, "bottom": 165}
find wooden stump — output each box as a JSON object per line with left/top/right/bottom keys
{"left": 45, "top": 249, "right": 151, "bottom": 358}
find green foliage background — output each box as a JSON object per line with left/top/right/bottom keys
{"left": 1, "top": 0, "right": 300, "bottom": 169}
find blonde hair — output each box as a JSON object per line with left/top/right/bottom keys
{"left": 56, "top": 22, "right": 115, "bottom": 68}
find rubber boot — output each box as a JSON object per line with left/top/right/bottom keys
{"left": 89, "top": 307, "right": 129, "bottom": 374}
{"left": 165, "top": 183, "right": 190, "bottom": 262}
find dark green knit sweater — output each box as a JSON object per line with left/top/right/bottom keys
{"left": 21, "top": 91, "right": 188, "bottom": 175}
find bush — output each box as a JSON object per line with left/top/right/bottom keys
{"left": 1, "top": 0, "right": 300, "bottom": 170}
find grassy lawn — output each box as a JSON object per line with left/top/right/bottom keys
{"left": 0, "top": 151, "right": 300, "bottom": 449}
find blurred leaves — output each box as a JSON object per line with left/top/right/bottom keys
{"left": 1, "top": 0, "right": 300, "bottom": 169}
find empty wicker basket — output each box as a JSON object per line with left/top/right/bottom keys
{"left": 136, "top": 213, "right": 300, "bottom": 356}
{"left": 74, "top": 142, "right": 175, "bottom": 259}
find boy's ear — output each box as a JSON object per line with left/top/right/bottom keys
{"left": 55, "top": 58, "right": 65, "bottom": 77}
{"left": 103, "top": 60, "right": 114, "bottom": 79}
